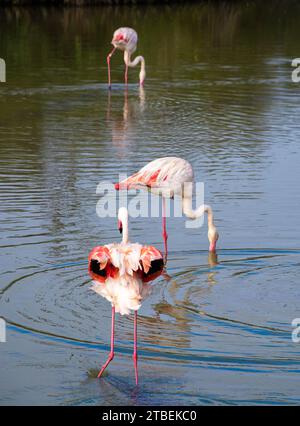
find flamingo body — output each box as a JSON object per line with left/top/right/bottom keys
{"left": 115, "top": 157, "right": 194, "bottom": 197}
{"left": 88, "top": 207, "right": 163, "bottom": 383}
{"left": 115, "top": 157, "right": 219, "bottom": 256}
{"left": 107, "top": 27, "right": 145, "bottom": 87}
{"left": 89, "top": 242, "right": 163, "bottom": 315}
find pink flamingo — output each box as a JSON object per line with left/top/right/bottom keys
{"left": 107, "top": 27, "right": 146, "bottom": 88}
{"left": 88, "top": 207, "right": 163, "bottom": 385}
{"left": 115, "top": 157, "right": 219, "bottom": 261}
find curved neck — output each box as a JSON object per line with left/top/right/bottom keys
{"left": 124, "top": 51, "right": 146, "bottom": 84}
{"left": 182, "top": 196, "right": 215, "bottom": 229}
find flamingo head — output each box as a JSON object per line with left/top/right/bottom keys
{"left": 118, "top": 207, "right": 128, "bottom": 235}
{"left": 118, "top": 220, "right": 123, "bottom": 234}
{"left": 208, "top": 225, "right": 219, "bottom": 253}
{"left": 112, "top": 32, "right": 128, "bottom": 49}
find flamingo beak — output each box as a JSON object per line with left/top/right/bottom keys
{"left": 118, "top": 220, "right": 123, "bottom": 234}
{"left": 209, "top": 241, "right": 217, "bottom": 253}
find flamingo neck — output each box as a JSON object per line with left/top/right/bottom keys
{"left": 124, "top": 51, "right": 146, "bottom": 85}
{"left": 122, "top": 216, "right": 129, "bottom": 244}
{"left": 183, "top": 196, "right": 214, "bottom": 226}
{"left": 182, "top": 195, "right": 218, "bottom": 252}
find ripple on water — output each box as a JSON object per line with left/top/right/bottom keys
{"left": 1, "top": 249, "right": 299, "bottom": 384}
{"left": 1, "top": 2, "right": 300, "bottom": 405}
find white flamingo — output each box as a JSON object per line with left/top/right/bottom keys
{"left": 107, "top": 27, "right": 146, "bottom": 88}
{"left": 88, "top": 207, "right": 163, "bottom": 384}
{"left": 115, "top": 157, "right": 219, "bottom": 260}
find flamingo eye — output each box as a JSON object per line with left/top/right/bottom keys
{"left": 118, "top": 220, "right": 123, "bottom": 234}
{"left": 115, "top": 34, "right": 125, "bottom": 42}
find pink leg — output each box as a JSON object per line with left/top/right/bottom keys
{"left": 97, "top": 306, "right": 115, "bottom": 378}
{"left": 107, "top": 47, "right": 116, "bottom": 89}
{"left": 162, "top": 198, "right": 168, "bottom": 263}
{"left": 133, "top": 310, "right": 138, "bottom": 385}
{"left": 125, "top": 64, "right": 128, "bottom": 86}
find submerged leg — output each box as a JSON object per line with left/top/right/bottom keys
{"left": 107, "top": 47, "right": 116, "bottom": 89}
{"left": 133, "top": 310, "right": 138, "bottom": 385}
{"left": 97, "top": 306, "right": 115, "bottom": 378}
{"left": 162, "top": 198, "right": 168, "bottom": 263}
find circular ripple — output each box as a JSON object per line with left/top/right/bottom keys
{"left": 1, "top": 249, "right": 300, "bottom": 374}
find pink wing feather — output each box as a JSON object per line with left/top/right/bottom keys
{"left": 88, "top": 246, "right": 117, "bottom": 283}
{"left": 140, "top": 246, "right": 164, "bottom": 282}
{"left": 114, "top": 157, "right": 194, "bottom": 192}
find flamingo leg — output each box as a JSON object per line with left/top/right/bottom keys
{"left": 97, "top": 306, "right": 115, "bottom": 378}
{"left": 162, "top": 198, "right": 168, "bottom": 263}
{"left": 107, "top": 47, "right": 116, "bottom": 89}
{"left": 125, "top": 64, "right": 128, "bottom": 85}
{"left": 133, "top": 310, "right": 138, "bottom": 385}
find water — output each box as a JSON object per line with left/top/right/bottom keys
{"left": 1, "top": 2, "right": 300, "bottom": 405}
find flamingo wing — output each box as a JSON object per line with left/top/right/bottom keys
{"left": 115, "top": 169, "right": 161, "bottom": 190}
{"left": 140, "top": 246, "right": 164, "bottom": 282}
{"left": 88, "top": 245, "right": 117, "bottom": 283}
{"left": 114, "top": 157, "right": 193, "bottom": 192}
{"left": 114, "top": 157, "right": 171, "bottom": 190}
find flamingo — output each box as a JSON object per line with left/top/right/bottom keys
{"left": 114, "top": 157, "right": 219, "bottom": 261}
{"left": 107, "top": 27, "right": 146, "bottom": 88}
{"left": 88, "top": 207, "right": 163, "bottom": 384}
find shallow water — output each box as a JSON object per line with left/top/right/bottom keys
{"left": 0, "top": 3, "right": 300, "bottom": 405}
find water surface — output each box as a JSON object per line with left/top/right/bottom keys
{"left": 0, "top": 2, "right": 300, "bottom": 405}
